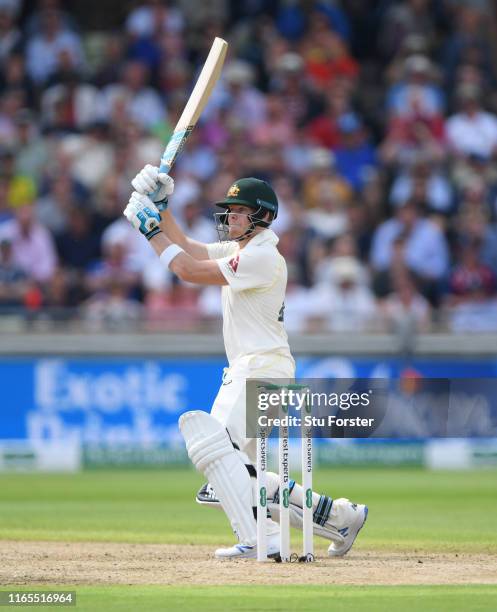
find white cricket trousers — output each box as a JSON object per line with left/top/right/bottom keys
{"left": 210, "top": 351, "right": 296, "bottom": 463}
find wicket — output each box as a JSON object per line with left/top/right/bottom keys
{"left": 256, "top": 384, "right": 314, "bottom": 562}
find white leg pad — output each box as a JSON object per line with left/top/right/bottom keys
{"left": 179, "top": 410, "right": 257, "bottom": 546}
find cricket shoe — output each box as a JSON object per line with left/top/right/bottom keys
{"left": 196, "top": 482, "right": 219, "bottom": 507}
{"left": 215, "top": 534, "right": 280, "bottom": 560}
{"left": 327, "top": 498, "right": 368, "bottom": 557}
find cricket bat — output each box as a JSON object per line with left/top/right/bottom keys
{"left": 157, "top": 37, "right": 228, "bottom": 178}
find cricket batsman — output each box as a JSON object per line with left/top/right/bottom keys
{"left": 124, "top": 165, "right": 368, "bottom": 559}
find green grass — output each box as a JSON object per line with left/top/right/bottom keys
{"left": 0, "top": 468, "right": 496, "bottom": 552}
{"left": 3, "top": 585, "right": 497, "bottom": 612}
{"left": 1, "top": 468, "right": 496, "bottom": 610}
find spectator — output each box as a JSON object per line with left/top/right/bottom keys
{"left": 306, "top": 85, "right": 351, "bottom": 149}
{"left": 0, "top": 0, "right": 21, "bottom": 18}
{"left": 0, "top": 88, "right": 26, "bottom": 145}
{"left": 174, "top": 128, "right": 218, "bottom": 181}
{"left": 304, "top": 193, "right": 348, "bottom": 242}
{"left": 387, "top": 55, "right": 444, "bottom": 120}
{"left": 306, "top": 256, "right": 376, "bottom": 332}
{"left": 301, "top": 147, "right": 352, "bottom": 211}
{"left": 24, "top": 0, "right": 78, "bottom": 37}
{"left": 100, "top": 216, "right": 169, "bottom": 292}
{"left": 301, "top": 17, "right": 358, "bottom": 92}
{"left": 269, "top": 52, "right": 322, "bottom": 127}
{"left": 36, "top": 171, "right": 88, "bottom": 233}
{"left": 12, "top": 109, "right": 48, "bottom": 182}
{"left": 370, "top": 200, "right": 449, "bottom": 303}
{"left": 0, "top": 54, "right": 36, "bottom": 108}
{"left": 0, "top": 5, "right": 21, "bottom": 66}
{"left": 446, "top": 85, "right": 497, "bottom": 159}
{"left": 42, "top": 266, "right": 78, "bottom": 321}
{"left": 41, "top": 71, "right": 100, "bottom": 132}
{"left": 57, "top": 121, "right": 115, "bottom": 191}
{"left": 93, "top": 173, "right": 132, "bottom": 230}
{"left": 380, "top": 269, "right": 431, "bottom": 333}
{"left": 92, "top": 33, "right": 126, "bottom": 88}
{"left": 389, "top": 156, "right": 453, "bottom": 214}
{"left": 275, "top": 1, "right": 306, "bottom": 41}
{"left": 118, "top": 121, "right": 160, "bottom": 173}
{"left": 25, "top": 9, "right": 85, "bottom": 84}
{"left": 167, "top": 173, "right": 202, "bottom": 215}
{"left": 446, "top": 237, "right": 497, "bottom": 332}
{"left": 99, "top": 60, "right": 166, "bottom": 131}
{"left": 269, "top": 175, "right": 299, "bottom": 235}
{"left": 346, "top": 199, "right": 375, "bottom": 261}
{"left": 0, "top": 235, "right": 27, "bottom": 310}
{"left": 201, "top": 99, "right": 234, "bottom": 152}
{"left": 0, "top": 204, "right": 57, "bottom": 283}
{"left": 380, "top": 111, "right": 446, "bottom": 168}
{"left": 82, "top": 278, "right": 142, "bottom": 331}
{"left": 333, "top": 112, "right": 377, "bottom": 192}
{"left": 282, "top": 281, "right": 314, "bottom": 333}
{"left": 197, "top": 284, "right": 222, "bottom": 323}
{"left": 0, "top": 175, "right": 11, "bottom": 223}
{"left": 452, "top": 153, "right": 495, "bottom": 200}
{"left": 449, "top": 237, "right": 496, "bottom": 303}
{"left": 315, "top": 233, "right": 368, "bottom": 286}
{"left": 379, "top": 0, "right": 436, "bottom": 60}
{"left": 454, "top": 177, "right": 494, "bottom": 226}
{"left": 55, "top": 206, "right": 101, "bottom": 271}
{"left": 251, "top": 93, "right": 295, "bottom": 148}
{"left": 312, "top": 3, "right": 350, "bottom": 43}
{"left": 219, "top": 60, "right": 267, "bottom": 131}
{"left": 85, "top": 230, "right": 141, "bottom": 300}
{"left": 157, "top": 50, "right": 190, "bottom": 102}
{"left": 144, "top": 282, "right": 201, "bottom": 331}
{"left": 125, "top": 0, "right": 184, "bottom": 39}
{"left": 384, "top": 33, "right": 431, "bottom": 86}
{"left": 0, "top": 147, "right": 37, "bottom": 213}
{"left": 442, "top": 5, "right": 495, "bottom": 93}
{"left": 178, "top": 200, "right": 217, "bottom": 244}
{"left": 453, "top": 206, "right": 497, "bottom": 275}
{"left": 381, "top": 63, "right": 446, "bottom": 170}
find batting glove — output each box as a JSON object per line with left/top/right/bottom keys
{"left": 123, "top": 192, "right": 162, "bottom": 240}
{"left": 131, "top": 164, "right": 174, "bottom": 212}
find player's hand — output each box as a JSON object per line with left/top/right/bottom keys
{"left": 131, "top": 164, "right": 174, "bottom": 212}
{"left": 123, "top": 192, "right": 162, "bottom": 240}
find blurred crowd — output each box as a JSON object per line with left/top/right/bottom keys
{"left": 1, "top": 0, "right": 497, "bottom": 333}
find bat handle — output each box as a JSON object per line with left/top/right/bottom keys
{"left": 159, "top": 160, "right": 171, "bottom": 174}
{"left": 149, "top": 160, "right": 172, "bottom": 200}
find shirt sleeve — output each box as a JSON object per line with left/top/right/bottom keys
{"left": 216, "top": 246, "right": 277, "bottom": 292}
{"left": 206, "top": 241, "right": 238, "bottom": 260}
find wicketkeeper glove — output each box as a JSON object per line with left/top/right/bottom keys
{"left": 131, "top": 164, "right": 174, "bottom": 212}
{"left": 123, "top": 192, "right": 162, "bottom": 240}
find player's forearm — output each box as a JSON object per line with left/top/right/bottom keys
{"left": 159, "top": 210, "right": 209, "bottom": 260}
{"left": 171, "top": 256, "right": 226, "bottom": 284}
{"left": 158, "top": 210, "right": 187, "bottom": 245}
{"left": 149, "top": 234, "right": 225, "bottom": 285}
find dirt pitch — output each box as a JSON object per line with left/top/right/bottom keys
{"left": 1, "top": 541, "right": 497, "bottom": 586}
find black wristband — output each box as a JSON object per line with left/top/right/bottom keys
{"left": 145, "top": 227, "right": 162, "bottom": 241}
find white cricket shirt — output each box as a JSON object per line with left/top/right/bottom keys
{"left": 206, "top": 229, "right": 292, "bottom": 365}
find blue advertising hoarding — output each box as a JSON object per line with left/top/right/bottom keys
{"left": 2, "top": 356, "right": 497, "bottom": 448}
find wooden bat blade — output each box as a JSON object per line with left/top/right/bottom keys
{"left": 159, "top": 37, "right": 228, "bottom": 174}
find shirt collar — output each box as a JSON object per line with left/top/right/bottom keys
{"left": 247, "top": 228, "right": 279, "bottom": 247}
